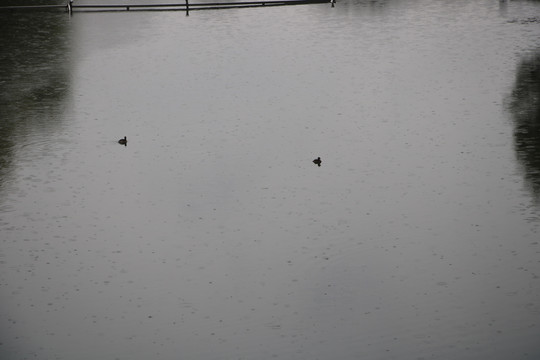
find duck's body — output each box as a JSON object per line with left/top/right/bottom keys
{"left": 313, "top": 157, "right": 321, "bottom": 166}
{"left": 118, "top": 136, "right": 127, "bottom": 145}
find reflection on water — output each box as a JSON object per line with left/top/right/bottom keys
{"left": 508, "top": 49, "right": 540, "bottom": 203}
{"left": 0, "top": 9, "right": 72, "bottom": 194}
{"left": 2, "top": 0, "right": 540, "bottom": 360}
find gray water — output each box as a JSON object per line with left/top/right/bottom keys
{"left": 1, "top": 0, "right": 540, "bottom": 359}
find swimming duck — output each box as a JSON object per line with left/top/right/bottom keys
{"left": 313, "top": 157, "right": 321, "bottom": 166}
{"left": 118, "top": 136, "right": 127, "bottom": 145}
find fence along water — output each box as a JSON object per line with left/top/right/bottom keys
{"left": 0, "top": 0, "right": 334, "bottom": 14}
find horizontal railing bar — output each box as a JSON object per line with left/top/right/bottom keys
{"left": 0, "top": 4, "right": 66, "bottom": 9}
{"left": 0, "top": 0, "right": 331, "bottom": 11}
{"left": 71, "top": 0, "right": 326, "bottom": 7}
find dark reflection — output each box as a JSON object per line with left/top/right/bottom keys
{"left": 118, "top": 136, "right": 128, "bottom": 146}
{"left": 498, "top": 0, "right": 507, "bottom": 17}
{"left": 507, "top": 49, "right": 540, "bottom": 203}
{"left": 0, "top": 6, "right": 71, "bottom": 194}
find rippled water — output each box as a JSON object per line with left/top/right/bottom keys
{"left": 1, "top": 0, "right": 540, "bottom": 359}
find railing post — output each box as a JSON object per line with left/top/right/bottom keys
{"left": 185, "top": 0, "right": 189, "bottom": 16}
{"left": 67, "top": 0, "right": 73, "bottom": 13}
{"left": 331, "top": 0, "right": 335, "bottom": 7}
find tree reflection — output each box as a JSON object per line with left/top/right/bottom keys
{"left": 0, "top": 9, "right": 71, "bottom": 195}
{"left": 508, "top": 49, "right": 540, "bottom": 203}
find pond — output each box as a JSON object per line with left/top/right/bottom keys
{"left": 1, "top": 0, "right": 540, "bottom": 359}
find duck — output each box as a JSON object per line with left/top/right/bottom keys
{"left": 313, "top": 157, "right": 321, "bottom": 166}
{"left": 118, "top": 136, "right": 127, "bottom": 145}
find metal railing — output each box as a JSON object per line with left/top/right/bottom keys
{"left": 0, "top": 0, "right": 335, "bottom": 14}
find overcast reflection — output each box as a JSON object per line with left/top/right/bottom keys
{"left": 2, "top": 1, "right": 540, "bottom": 360}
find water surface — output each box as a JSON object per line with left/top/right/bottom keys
{"left": 1, "top": 0, "right": 540, "bottom": 359}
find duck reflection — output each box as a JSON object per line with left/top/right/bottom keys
{"left": 508, "top": 49, "right": 540, "bottom": 203}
